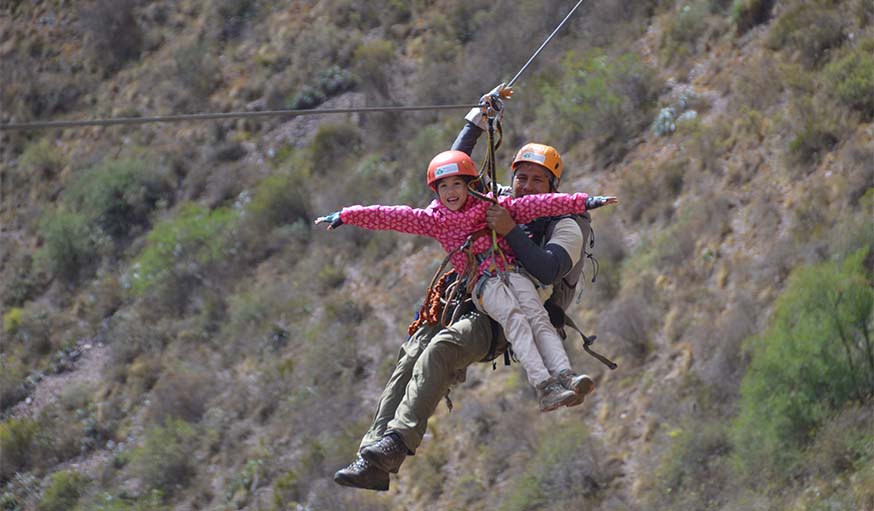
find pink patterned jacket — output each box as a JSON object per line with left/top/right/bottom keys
{"left": 340, "top": 192, "right": 590, "bottom": 277}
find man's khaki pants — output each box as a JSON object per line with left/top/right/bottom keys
{"left": 359, "top": 310, "right": 493, "bottom": 454}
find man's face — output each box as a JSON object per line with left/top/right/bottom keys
{"left": 512, "top": 162, "right": 553, "bottom": 197}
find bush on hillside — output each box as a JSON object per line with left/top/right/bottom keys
{"left": 0, "top": 357, "right": 29, "bottom": 411}
{"left": 541, "top": 50, "right": 660, "bottom": 164}
{"left": 0, "top": 418, "right": 38, "bottom": 482}
{"left": 731, "top": 248, "right": 874, "bottom": 481}
{"left": 5, "top": 305, "right": 55, "bottom": 363}
{"left": 649, "top": 421, "right": 733, "bottom": 510}
{"left": 787, "top": 96, "right": 843, "bottom": 167}
{"left": 127, "top": 203, "right": 239, "bottom": 313}
{"left": 768, "top": 3, "right": 845, "bottom": 68}
{"left": 659, "top": 0, "right": 715, "bottom": 64}
{"left": 209, "top": 0, "right": 259, "bottom": 41}
{"left": 174, "top": 42, "right": 221, "bottom": 105}
{"left": 824, "top": 40, "right": 874, "bottom": 121}
{"left": 500, "top": 422, "right": 606, "bottom": 511}
{"left": 309, "top": 123, "right": 363, "bottom": 172}
{"left": 19, "top": 138, "right": 64, "bottom": 183}
{"left": 353, "top": 40, "right": 395, "bottom": 98}
{"left": 37, "top": 210, "right": 100, "bottom": 282}
{"left": 80, "top": 0, "right": 143, "bottom": 74}
{"left": 66, "top": 158, "right": 170, "bottom": 240}
{"left": 38, "top": 470, "right": 89, "bottom": 511}
{"left": 731, "top": 0, "right": 776, "bottom": 35}
{"left": 132, "top": 419, "right": 198, "bottom": 496}
{"left": 145, "top": 367, "right": 212, "bottom": 425}
{"left": 619, "top": 158, "right": 687, "bottom": 224}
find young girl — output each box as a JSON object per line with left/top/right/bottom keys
{"left": 316, "top": 150, "right": 617, "bottom": 411}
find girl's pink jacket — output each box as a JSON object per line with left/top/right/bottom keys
{"left": 339, "top": 192, "right": 590, "bottom": 276}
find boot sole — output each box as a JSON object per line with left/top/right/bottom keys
{"left": 540, "top": 391, "right": 578, "bottom": 412}
{"left": 333, "top": 472, "right": 389, "bottom": 492}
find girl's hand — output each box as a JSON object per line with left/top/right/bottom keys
{"left": 315, "top": 211, "right": 343, "bottom": 230}
{"left": 585, "top": 196, "right": 618, "bottom": 210}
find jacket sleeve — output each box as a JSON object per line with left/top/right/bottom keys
{"left": 503, "top": 226, "right": 573, "bottom": 285}
{"left": 500, "top": 193, "right": 589, "bottom": 225}
{"left": 339, "top": 204, "right": 435, "bottom": 236}
{"left": 450, "top": 121, "right": 483, "bottom": 156}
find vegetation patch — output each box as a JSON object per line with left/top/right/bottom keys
{"left": 732, "top": 248, "right": 874, "bottom": 481}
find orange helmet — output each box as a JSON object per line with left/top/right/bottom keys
{"left": 427, "top": 150, "right": 478, "bottom": 190}
{"left": 512, "top": 143, "right": 563, "bottom": 185}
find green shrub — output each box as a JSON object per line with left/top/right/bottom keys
{"left": 245, "top": 169, "right": 311, "bottom": 233}
{"left": 174, "top": 42, "right": 221, "bottom": 104}
{"left": 39, "top": 470, "right": 88, "bottom": 511}
{"left": 787, "top": 96, "right": 843, "bottom": 167}
{"left": 353, "top": 39, "right": 395, "bottom": 97}
{"left": 501, "top": 422, "right": 604, "bottom": 511}
{"left": 650, "top": 421, "right": 733, "bottom": 510}
{"left": 19, "top": 138, "right": 63, "bottom": 182}
{"left": 3, "top": 307, "right": 23, "bottom": 335}
{"left": 731, "top": 0, "right": 775, "bottom": 35}
{"left": 731, "top": 248, "right": 874, "bottom": 481}
{"left": 5, "top": 305, "right": 54, "bottom": 362}
{"left": 66, "top": 158, "right": 169, "bottom": 240}
{"left": 768, "top": 2, "right": 845, "bottom": 68}
{"left": 0, "top": 418, "right": 38, "bottom": 482}
{"left": 659, "top": 0, "right": 712, "bottom": 64}
{"left": 209, "top": 0, "right": 259, "bottom": 41}
{"left": 80, "top": 0, "right": 143, "bottom": 73}
{"left": 309, "top": 123, "right": 363, "bottom": 171}
{"left": 541, "top": 50, "right": 660, "bottom": 163}
{"left": 37, "top": 210, "right": 100, "bottom": 282}
{"left": 132, "top": 419, "right": 198, "bottom": 495}
{"left": 1, "top": 253, "right": 49, "bottom": 307}
{"left": 146, "top": 367, "right": 212, "bottom": 424}
{"left": 824, "top": 40, "right": 874, "bottom": 120}
{"left": 128, "top": 203, "right": 239, "bottom": 309}
{"left": 0, "top": 357, "right": 29, "bottom": 410}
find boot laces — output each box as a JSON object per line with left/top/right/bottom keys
{"left": 349, "top": 456, "right": 369, "bottom": 470}
{"left": 380, "top": 436, "right": 404, "bottom": 454}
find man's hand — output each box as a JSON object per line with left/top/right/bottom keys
{"left": 585, "top": 196, "right": 618, "bottom": 210}
{"left": 314, "top": 211, "right": 343, "bottom": 230}
{"left": 485, "top": 204, "right": 517, "bottom": 236}
{"left": 465, "top": 83, "right": 515, "bottom": 129}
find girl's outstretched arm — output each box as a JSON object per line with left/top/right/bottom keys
{"left": 316, "top": 204, "right": 438, "bottom": 236}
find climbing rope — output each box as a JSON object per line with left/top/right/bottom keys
{"left": 0, "top": 103, "right": 479, "bottom": 131}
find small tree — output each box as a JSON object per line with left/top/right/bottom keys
{"left": 732, "top": 248, "right": 874, "bottom": 479}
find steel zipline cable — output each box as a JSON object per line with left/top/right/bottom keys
{"left": 0, "top": 104, "right": 479, "bottom": 131}
{"left": 0, "top": 0, "right": 585, "bottom": 132}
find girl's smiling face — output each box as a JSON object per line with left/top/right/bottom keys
{"left": 436, "top": 176, "right": 470, "bottom": 211}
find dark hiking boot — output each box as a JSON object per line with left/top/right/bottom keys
{"left": 558, "top": 369, "right": 596, "bottom": 407}
{"left": 536, "top": 377, "right": 577, "bottom": 412}
{"left": 333, "top": 455, "right": 389, "bottom": 491}
{"left": 360, "top": 434, "right": 407, "bottom": 474}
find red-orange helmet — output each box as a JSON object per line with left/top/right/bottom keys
{"left": 512, "top": 143, "right": 563, "bottom": 184}
{"left": 427, "top": 150, "right": 478, "bottom": 190}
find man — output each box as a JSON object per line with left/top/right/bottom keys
{"left": 333, "top": 96, "right": 609, "bottom": 491}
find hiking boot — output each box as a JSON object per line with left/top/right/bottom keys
{"left": 333, "top": 455, "right": 389, "bottom": 491}
{"left": 558, "top": 369, "right": 596, "bottom": 407}
{"left": 536, "top": 377, "right": 577, "bottom": 412}
{"left": 360, "top": 434, "right": 407, "bottom": 474}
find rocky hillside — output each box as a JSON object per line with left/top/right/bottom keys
{"left": 1, "top": 1, "right": 873, "bottom": 510}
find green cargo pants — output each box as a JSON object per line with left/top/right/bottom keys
{"left": 359, "top": 309, "right": 495, "bottom": 454}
